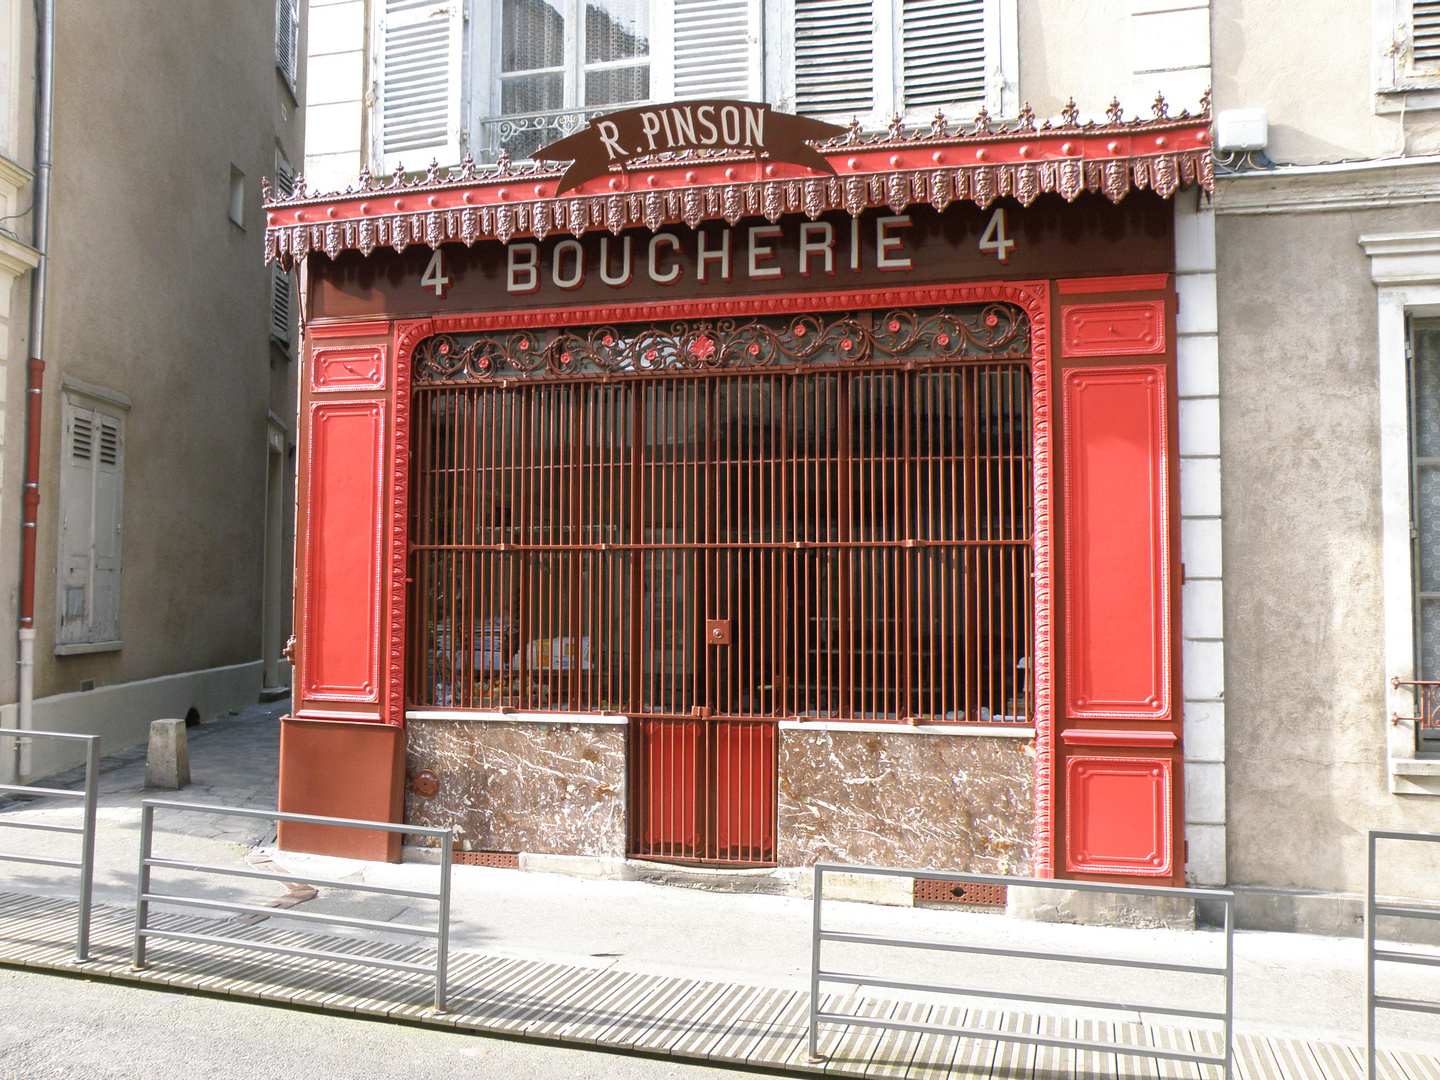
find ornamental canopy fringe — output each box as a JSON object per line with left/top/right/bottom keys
{"left": 264, "top": 95, "right": 1214, "bottom": 271}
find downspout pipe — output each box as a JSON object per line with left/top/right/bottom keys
{"left": 17, "top": 0, "right": 55, "bottom": 776}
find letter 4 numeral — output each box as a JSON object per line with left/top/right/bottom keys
{"left": 422, "top": 248, "right": 451, "bottom": 297}
{"left": 979, "top": 208, "right": 1015, "bottom": 263}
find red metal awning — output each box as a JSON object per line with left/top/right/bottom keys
{"left": 264, "top": 98, "right": 1212, "bottom": 271}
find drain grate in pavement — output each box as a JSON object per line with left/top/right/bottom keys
{"left": 453, "top": 850, "right": 520, "bottom": 868}
{"left": 913, "top": 879, "right": 1007, "bottom": 906}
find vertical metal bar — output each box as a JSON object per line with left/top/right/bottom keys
{"left": 1224, "top": 892, "right": 1234, "bottom": 1080}
{"left": 808, "top": 863, "right": 824, "bottom": 1060}
{"left": 1367, "top": 830, "right": 1377, "bottom": 1080}
{"left": 435, "top": 828, "right": 452, "bottom": 1012}
{"left": 131, "top": 802, "right": 154, "bottom": 969}
{"left": 75, "top": 733, "right": 99, "bottom": 961}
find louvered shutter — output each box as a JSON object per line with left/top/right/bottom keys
{"left": 275, "top": 0, "right": 299, "bottom": 90}
{"left": 666, "top": 0, "right": 763, "bottom": 101}
{"left": 271, "top": 157, "right": 295, "bottom": 344}
{"left": 1416, "top": 0, "right": 1440, "bottom": 70}
{"left": 901, "top": 0, "right": 985, "bottom": 109}
{"left": 90, "top": 416, "right": 123, "bottom": 644}
{"left": 57, "top": 397, "right": 125, "bottom": 647}
{"left": 377, "top": 0, "right": 465, "bottom": 170}
{"left": 57, "top": 404, "right": 95, "bottom": 646}
{"left": 794, "top": 0, "right": 873, "bottom": 115}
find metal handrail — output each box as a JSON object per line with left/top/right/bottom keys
{"left": 1365, "top": 828, "right": 1440, "bottom": 1080}
{"left": 0, "top": 729, "right": 99, "bottom": 960}
{"left": 132, "top": 800, "right": 454, "bottom": 1012}
{"left": 808, "top": 863, "right": 1234, "bottom": 1078}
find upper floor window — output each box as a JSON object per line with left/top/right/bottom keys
{"left": 376, "top": 0, "right": 759, "bottom": 170}
{"left": 792, "top": 0, "right": 996, "bottom": 123}
{"left": 372, "top": 0, "right": 1010, "bottom": 171}
{"left": 477, "top": 0, "right": 651, "bottom": 159}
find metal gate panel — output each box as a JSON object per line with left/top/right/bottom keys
{"left": 408, "top": 306, "right": 1033, "bottom": 867}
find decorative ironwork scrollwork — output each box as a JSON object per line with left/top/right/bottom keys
{"left": 1391, "top": 677, "right": 1440, "bottom": 729}
{"left": 412, "top": 304, "right": 1029, "bottom": 384}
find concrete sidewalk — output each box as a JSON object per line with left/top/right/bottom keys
{"left": 0, "top": 702, "right": 1437, "bottom": 1063}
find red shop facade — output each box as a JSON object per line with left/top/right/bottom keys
{"left": 265, "top": 104, "right": 1213, "bottom": 887}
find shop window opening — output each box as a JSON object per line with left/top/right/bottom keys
{"left": 407, "top": 304, "right": 1033, "bottom": 863}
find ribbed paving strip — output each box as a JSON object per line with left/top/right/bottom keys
{"left": 5, "top": 891, "right": 1440, "bottom": 1080}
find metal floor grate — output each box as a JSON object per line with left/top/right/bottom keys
{"left": 913, "top": 878, "right": 1007, "bottom": 906}
{"left": 452, "top": 850, "right": 520, "bottom": 868}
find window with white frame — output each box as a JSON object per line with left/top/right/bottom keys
{"left": 56, "top": 392, "right": 125, "bottom": 651}
{"left": 791, "top": 0, "right": 999, "bottom": 123}
{"left": 1410, "top": 318, "right": 1440, "bottom": 755}
{"left": 375, "top": 0, "right": 766, "bottom": 170}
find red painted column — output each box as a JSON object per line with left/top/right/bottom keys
{"left": 1053, "top": 280, "right": 1184, "bottom": 884}
{"left": 278, "top": 320, "right": 407, "bottom": 861}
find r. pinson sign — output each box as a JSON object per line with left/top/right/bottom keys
{"left": 534, "top": 101, "right": 846, "bottom": 196}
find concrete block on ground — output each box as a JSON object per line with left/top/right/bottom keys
{"left": 1008, "top": 885, "right": 1194, "bottom": 929}
{"left": 819, "top": 871, "right": 914, "bottom": 907}
{"left": 145, "top": 718, "right": 190, "bottom": 789}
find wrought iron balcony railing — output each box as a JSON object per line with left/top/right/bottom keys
{"left": 1389, "top": 677, "right": 1440, "bottom": 728}
{"left": 472, "top": 106, "right": 624, "bottom": 165}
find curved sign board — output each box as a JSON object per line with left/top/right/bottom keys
{"left": 534, "top": 101, "right": 847, "bottom": 196}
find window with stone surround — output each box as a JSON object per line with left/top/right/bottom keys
{"left": 1363, "top": 229, "right": 1440, "bottom": 791}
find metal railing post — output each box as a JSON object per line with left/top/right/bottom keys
{"left": 1223, "top": 893, "right": 1234, "bottom": 1080}
{"left": 132, "top": 802, "right": 153, "bottom": 969}
{"left": 435, "top": 830, "right": 452, "bottom": 1013}
{"left": 1366, "top": 830, "right": 1377, "bottom": 1080}
{"left": 808, "top": 863, "right": 824, "bottom": 1062}
{"left": 74, "top": 734, "right": 99, "bottom": 961}
{"left": 126, "top": 800, "right": 454, "bottom": 993}
{"left": 806, "top": 863, "right": 1233, "bottom": 1074}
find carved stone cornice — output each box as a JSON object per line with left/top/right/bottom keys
{"left": 0, "top": 154, "right": 33, "bottom": 192}
{"left": 1214, "top": 155, "right": 1440, "bottom": 216}
{"left": 0, "top": 233, "right": 40, "bottom": 280}
{"left": 263, "top": 102, "right": 1213, "bottom": 270}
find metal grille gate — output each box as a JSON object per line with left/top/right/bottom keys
{"left": 408, "top": 307, "right": 1033, "bottom": 866}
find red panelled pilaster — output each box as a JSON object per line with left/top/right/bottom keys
{"left": 1062, "top": 365, "right": 1171, "bottom": 719}
{"left": 279, "top": 319, "right": 408, "bottom": 861}
{"left": 1052, "top": 286, "right": 1183, "bottom": 885}
{"left": 300, "top": 400, "right": 386, "bottom": 704}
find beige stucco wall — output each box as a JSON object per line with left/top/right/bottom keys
{"left": 1018, "top": 0, "right": 1130, "bottom": 119}
{"left": 1211, "top": 0, "right": 1440, "bottom": 164}
{"left": 0, "top": 2, "right": 303, "bottom": 761}
{"left": 1216, "top": 201, "right": 1440, "bottom": 904}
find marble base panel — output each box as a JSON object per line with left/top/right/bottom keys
{"left": 777, "top": 730, "right": 1035, "bottom": 873}
{"left": 405, "top": 720, "right": 626, "bottom": 858}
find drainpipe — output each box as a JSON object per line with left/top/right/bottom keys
{"left": 17, "top": 0, "right": 56, "bottom": 776}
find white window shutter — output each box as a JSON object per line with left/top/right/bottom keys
{"left": 794, "top": 0, "right": 873, "bottom": 115}
{"left": 1415, "top": 0, "right": 1440, "bottom": 70}
{"left": 377, "top": 0, "right": 465, "bottom": 171}
{"left": 57, "top": 404, "right": 97, "bottom": 647}
{"left": 901, "top": 0, "right": 985, "bottom": 110}
{"left": 90, "top": 416, "right": 123, "bottom": 644}
{"left": 662, "top": 0, "right": 763, "bottom": 102}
